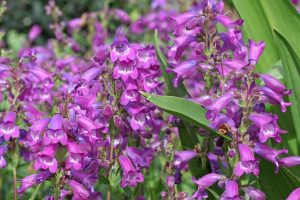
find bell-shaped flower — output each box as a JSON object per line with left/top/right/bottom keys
{"left": 34, "top": 145, "right": 58, "bottom": 173}
{"left": 18, "top": 171, "right": 52, "bottom": 194}
{"left": 278, "top": 156, "right": 300, "bottom": 168}
{"left": 192, "top": 173, "right": 223, "bottom": 200}
{"left": 205, "top": 93, "right": 234, "bottom": 120}
{"left": 174, "top": 150, "right": 198, "bottom": 170}
{"left": 113, "top": 62, "right": 139, "bottom": 82}
{"left": 120, "top": 89, "right": 141, "bottom": 105}
{"left": 249, "top": 112, "right": 286, "bottom": 143}
{"left": 260, "top": 86, "right": 292, "bottom": 112}
{"left": 110, "top": 37, "right": 135, "bottom": 62}
{"left": 0, "top": 146, "right": 7, "bottom": 168}
{"left": 249, "top": 40, "right": 265, "bottom": 65}
{"left": 43, "top": 114, "right": 68, "bottom": 146}
{"left": 286, "top": 188, "right": 300, "bottom": 200}
{"left": 68, "top": 180, "right": 90, "bottom": 200}
{"left": 167, "top": 60, "right": 197, "bottom": 87}
{"left": 216, "top": 15, "right": 243, "bottom": 27}
{"left": 243, "top": 187, "right": 266, "bottom": 200}
{"left": 126, "top": 147, "right": 153, "bottom": 169}
{"left": 0, "top": 112, "right": 20, "bottom": 141}
{"left": 168, "top": 35, "right": 196, "bottom": 61}
{"left": 254, "top": 143, "right": 288, "bottom": 172}
{"left": 119, "top": 155, "right": 144, "bottom": 188}
{"left": 221, "top": 180, "right": 240, "bottom": 200}
{"left": 234, "top": 143, "right": 259, "bottom": 177}
{"left": 260, "top": 74, "right": 291, "bottom": 96}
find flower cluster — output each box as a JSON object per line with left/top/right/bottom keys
{"left": 167, "top": 0, "right": 300, "bottom": 199}
{"left": 1, "top": 0, "right": 300, "bottom": 199}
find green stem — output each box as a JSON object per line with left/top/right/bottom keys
{"left": 13, "top": 167, "right": 17, "bottom": 200}
{"left": 107, "top": 128, "right": 115, "bottom": 200}
{"left": 29, "top": 184, "right": 41, "bottom": 200}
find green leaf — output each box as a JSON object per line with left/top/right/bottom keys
{"left": 141, "top": 92, "right": 231, "bottom": 140}
{"left": 259, "top": 160, "right": 300, "bottom": 199}
{"left": 154, "top": 29, "right": 187, "bottom": 97}
{"left": 233, "top": 0, "right": 300, "bottom": 73}
{"left": 232, "top": 0, "right": 279, "bottom": 72}
{"left": 273, "top": 30, "right": 300, "bottom": 153}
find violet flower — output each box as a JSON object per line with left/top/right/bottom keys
{"left": 68, "top": 180, "right": 90, "bottom": 200}
{"left": 43, "top": 114, "right": 68, "bottom": 146}
{"left": 234, "top": 143, "right": 259, "bottom": 177}
{"left": 220, "top": 180, "right": 240, "bottom": 200}
{"left": 249, "top": 40, "right": 265, "bottom": 65}
{"left": 110, "top": 37, "right": 135, "bottom": 62}
{"left": 278, "top": 156, "right": 300, "bottom": 168}
{"left": 192, "top": 173, "right": 223, "bottom": 199}
{"left": 18, "top": 171, "right": 52, "bottom": 194}
{"left": 243, "top": 187, "right": 266, "bottom": 200}
{"left": 0, "top": 146, "right": 7, "bottom": 168}
{"left": 119, "top": 155, "right": 144, "bottom": 187}
{"left": 0, "top": 112, "right": 20, "bottom": 141}
{"left": 254, "top": 143, "right": 288, "bottom": 172}
{"left": 249, "top": 113, "right": 286, "bottom": 143}
{"left": 286, "top": 188, "right": 300, "bottom": 200}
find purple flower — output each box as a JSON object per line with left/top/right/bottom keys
{"left": 126, "top": 147, "right": 153, "bottom": 168}
{"left": 221, "top": 180, "right": 240, "bottom": 200}
{"left": 18, "top": 171, "right": 52, "bottom": 194}
{"left": 34, "top": 145, "right": 58, "bottom": 173}
{"left": 68, "top": 180, "right": 90, "bottom": 200}
{"left": 113, "top": 62, "right": 138, "bottom": 82}
{"left": 216, "top": 15, "right": 243, "bottom": 27}
{"left": 278, "top": 156, "right": 300, "bottom": 168}
{"left": 192, "top": 173, "right": 223, "bottom": 199}
{"left": 0, "top": 146, "right": 7, "bottom": 168}
{"left": 0, "top": 112, "right": 20, "bottom": 141}
{"left": 243, "top": 187, "right": 266, "bottom": 200}
{"left": 260, "top": 74, "right": 291, "bottom": 95}
{"left": 249, "top": 40, "right": 265, "bottom": 65}
{"left": 260, "top": 86, "right": 292, "bottom": 112}
{"left": 254, "top": 143, "right": 288, "bottom": 172}
{"left": 167, "top": 60, "right": 197, "bottom": 87}
{"left": 234, "top": 143, "right": 259, "bottom": 177}
{"left": 110, "top": 37, "right": 135, "bottom": 62}
{"left": 43, "top": 114, "right": 68, "bottom": 146}
{"left": 286, "top": 188, "right": 300, "bottom": 200}
{"left": 119, "top": 155, "right": 144, "bottom": 187}
{"left": 249, "top": 113, "right": 286, "bottom": 143}
{"left": 218, "top": 59, "right": 247, "bottom": 76}
{"left": 205, "top": 93, "right": 234, "bottom": 120}
{"left": 120, "top": 90, "right": 141, "bottom": 105}
{"left": 168, "top": 35, "right": 196, "bottom": 61}
{"left": 81, "top": 67, "right": 101, "bottom": 82}
{"left": 174, "top": 150, "right": 198, "bottom": 169}
{"left": 28, "top": 25, "right": 42, "bottom": 41}
{"left": 130, "top": 113, "right": 149, "bottom": 131}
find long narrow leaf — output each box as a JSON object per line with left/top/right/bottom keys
{"left": 141, "top": 92, "right": 231, "bottom": 140}
{"left": 273, "top": 30, "right": 300, "bottom": 152}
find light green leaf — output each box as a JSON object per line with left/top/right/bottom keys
{"left": 273, "top": 30, "right": 300, "bottom": 153}
{"left": 141, "top": 92, "right": 231, "bottom": 140}
{"left": 232, "top": 0, "right": 279, "bottom": 72}
{"left": 233, "top": 0, "right": 300, "bottom": 73}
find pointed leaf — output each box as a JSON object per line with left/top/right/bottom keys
{"left": 141, "top": 92, "right": 231, "bottom": 140}
{"left": 273, "top": 30, "right": 300, "bottom": 151}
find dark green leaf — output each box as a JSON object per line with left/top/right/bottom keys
{"left": 259, "top": 160, "right": 300, "bottom": 199}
